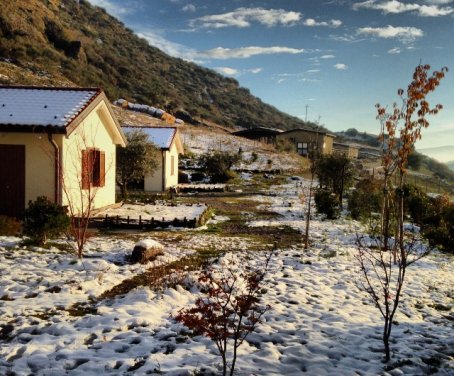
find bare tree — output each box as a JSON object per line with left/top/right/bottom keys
{"left": 357, "top": 64, "right": 447, "bottom": 362}
{"left": 61, "top": 123, "right": 114, "bottom": 258}
{"left": 304, "top": 159, "right": 316, "bottom": 250}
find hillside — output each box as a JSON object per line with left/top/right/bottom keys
{"left": 0, "top": 0, "right": 311, "bottom": 130}
{"left": 417, "top": 145, "right": 454, "bottom": 164}
{"left": 447, "top": 161, "right": 454, "bottom": 172}
{"left": 337, "top": 128, "right": 454, "bottom": 182}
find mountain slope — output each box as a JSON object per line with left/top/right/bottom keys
{"left": 447, "top": 161, "right": 454, "bottom": 172}
{"left": 0, "top": 0, "right": 311, "bottom": 130}
{"left": 417, "top": 145, "right": 454, "bottom": 164}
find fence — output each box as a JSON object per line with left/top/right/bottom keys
{"left": 87, "top": 207, "right": 211, "bottom": 230}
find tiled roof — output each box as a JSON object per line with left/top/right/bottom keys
{"left": 122, "top": 126, "right": 177, "bottom": 149}
{"left": 0, "top": 86, "right": 101, "bottom": 129}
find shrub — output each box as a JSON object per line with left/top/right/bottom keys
{"left": 0, "top": 215, "right": 22, "bottom": 236}
{"left": 199, "top": 151, "right": 241, "bottom": 183}
{"left": 422, "top": 198, "right": 454, "bottom": 253}
{"left": 178, "top": 170, "right": 189, "bottom": 184}
{"left": 23, "top": 196, "right": 70, "bottom": 246}
{"left": 348, "top": 178, "right": 382, "bottom": 221}
{"left": 315, "top": 154, "right": 355, "bottom": 205}
{"left": 314, "top": 188, "right": 340, "bottom": 219}
{"left": 276, "top": 138, "right": 294, "bottom": 153}
{"left": 176, "top": 252, "right": 273, "bottom": 376}
{"left": 190, "top": 171, "right": 205, "bottom": 182}
{"left": 403, "top": 184, "right": 431, "bottom": 225}
{"left": 250, "top": 152, "right": 258, "bottom": 162}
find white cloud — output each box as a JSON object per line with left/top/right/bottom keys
{"left": 182, "top": 4, "right": 196, "bottom": 12}
{"left": 86, "top": 0, "right": 132, "bottom": 17}
{"left": 388, "top": 47, "right": 401, "bottom": 54}
{"left": 418, "top": 4, "right": 453, "bottom": 15}
{"left": 306, "top": 69, "right": 321, "bottom": 73}
{"left": 352, "top": 0, "right": 453, "bottom": 16}
{"left": 327, "top": 33, "right": 363, "bottom": 43}
{"left": 138, "top": 31, "right": 200, "bottom": 61}
{"left": 320, "top": 54, "right": 336, "bottom": 59}
{"left": 190, "top": 8, "right": 301, "bottom": 29}
{"left": 197, "top": 46, "right": 305, "bottom": 59}
{"left": 214, "top": 67, "right": 239, "bottom": 76}
{"left": 214, "top": 67, "right": 263, "bottom": 76}
{"left": 357, "top": 25, "right": 424, "bottom": 42}
{"left": 334, "top": 63, "right": 348, "bottom": 70}
{"left": 304, "top": 18, "right": 342, "bottom": 27}
{"left": 425, "top": 0, "right": 453, "bottom": 4}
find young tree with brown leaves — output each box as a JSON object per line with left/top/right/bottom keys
{"left": 175, "top": 252, "right": 273, "bottom": 376}
{"left": 357, "top": 63, "right": 447, "bottom": 362}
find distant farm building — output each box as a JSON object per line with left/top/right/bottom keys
{"left": 333, "top": 142, "right": 359, "bottom": 159}
{"left": 232, "top": 127, "right": 283, "bottom": 144}
{"left": 276, "top": 128, "right": 335, "bottom": 157}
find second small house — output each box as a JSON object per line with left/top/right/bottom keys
{"left": 122, "top": 126, "right": 184, "bottom": 192}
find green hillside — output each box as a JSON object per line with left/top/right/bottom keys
{"left": 0, "top": 0, "right": 311, "bottom": 130}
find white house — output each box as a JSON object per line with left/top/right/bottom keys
{"left": 0, "top": 86, "right": 127, "bottom": 218}
{"left": 122, "top": 126, "right": 184, "bottom": 192}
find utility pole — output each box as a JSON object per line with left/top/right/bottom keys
{"left": 305, "top": 105, "right": 309, "bottom": 122}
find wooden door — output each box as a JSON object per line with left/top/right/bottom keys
{"left": 0, "top": 144, "right": 25, "bottom": 218}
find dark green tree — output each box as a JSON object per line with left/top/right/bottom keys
{"left": 315, "top": 154, "right": 355, "bottom": 205}
{"left": 116, "top": 129, "right": 159, "bottom": 199}
{"left": 199, "top": 151, "right": 241, "bottom": 183}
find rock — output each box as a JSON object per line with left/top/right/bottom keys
{"left": 130, "top": 239, "right": 164, "bottom": 264}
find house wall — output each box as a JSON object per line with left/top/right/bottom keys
{"left": 277, "top": 130, "right": 334, "bottom": 155}
{"left": 144, "top": 143, "right": 179, "bottom": 191}
{"left": 323, "top": 135, "right": 334, "bottom": 155}
{"left": 0, "top": 132, "right": 58, "bottom": 207}
{"left": 61, "top": 101, "right": 118, "bottom": 214}
{"left": 144, "top": 152, "right": 163, "bottom": 192}
{"left": 333, "top": 145, "right": 359, "bottom": 159}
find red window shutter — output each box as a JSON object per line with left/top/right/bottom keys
{"left": 99, "top": 151, "right": 105, "bottom": 187}
{"left": 81, "top": 150, "right": 89, "bottom": 189}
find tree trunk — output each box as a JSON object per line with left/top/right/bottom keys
{"left": 304, "top": 174, "right": 314, "bottom": 250}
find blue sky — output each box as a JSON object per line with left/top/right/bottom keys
{"left": 87, "top": 0, "right": 454, "bottom": 152}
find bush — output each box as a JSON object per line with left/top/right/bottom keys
{"left": 178, "top": 170, "right": 189, "bottom": 184}
{"left": 0, "top": 215, "right": 22, "bottom": 236}
{"left": 199, "top": 151, "right": 241, "bottom": 183}
{"left": 276, "top": 138, "right": 294, "bottom": 153}
{"left": 314, "top": 188, "right": 340, "bottom": 219}
{"left": 315, "top": 154, "right": 355, "bottom": 205}
{"left": 403, "top": 184, "right": 431, "bottom": 225}
{"left": 190, "top": 171, "right": 205, "bottom": 182}
{"left": 250, "top": 152, "right": 258, "bottom": 162}
{"left": 348, "top": 178, "right": 382, "bottom": 221}
{"left": 422, "top": 198, "right": 454, "bottom": 253}
{"left": 23, "top": 196, "right": 70, "bottom": 246}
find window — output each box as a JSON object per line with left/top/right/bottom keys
{"left": 297, "top": 142, "right": 308, "bottom": 156}
{"left": 170, "top": 155, "right": 175, "bottom": 176}
{"left": 82, "top": 148, "right": 105, "bottom": 189}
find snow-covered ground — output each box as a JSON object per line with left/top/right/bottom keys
{"left": 0, "top": 179, "right": 453, "bottom": 375}
{"left": 94, "top": 203, "right": 207, "bottom": 221}
{"left": 180, "top": 125, "right": 303, "bottom": 173}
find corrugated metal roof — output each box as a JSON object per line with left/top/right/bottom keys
{"left": 122, "top": 126, "right": 177, "bottom": 149}
{"left": 0, "top": 86, "right": 100, "bottom": 129}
